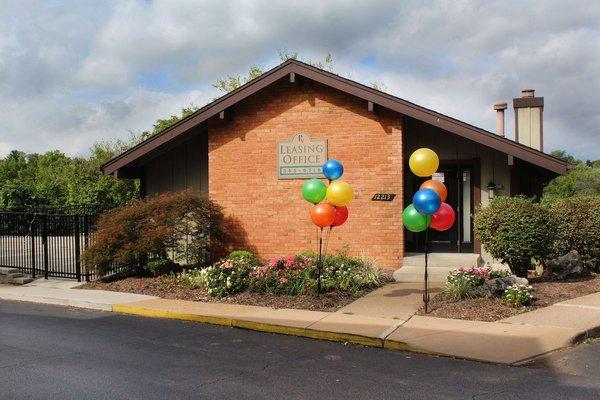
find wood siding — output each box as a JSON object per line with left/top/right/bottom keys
{"left": 143, "top": 132, "right": 208, "bottom": 197}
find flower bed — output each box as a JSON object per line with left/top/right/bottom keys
{"left": 418, "top": 270, "right": 600, "bottom": 321}
{"left": 80, "top": 250, "right": 389, "bottom": 312}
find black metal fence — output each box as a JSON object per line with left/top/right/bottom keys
{"left": 0, "top": 209, "right": 119, "bottom": 282}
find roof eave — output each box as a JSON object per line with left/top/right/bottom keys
{"left": 102, "top": 59, "right": 569, "bottom": 176}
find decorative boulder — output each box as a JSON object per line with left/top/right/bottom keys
{"left": 474, "top": 275, "right": 529, "bottom": 298}
{"left": 545, "top": 250, "right": 587, "bottom": 280}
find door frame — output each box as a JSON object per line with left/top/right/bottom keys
{"left": 403, "top": 157, "right": 481, "bottom": 254}
{"left": 436, "top": 158, "right": 481, "bottom": 253}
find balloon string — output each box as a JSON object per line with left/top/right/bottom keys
{"left": 323, "top": 226, "right": 332, "bottom": 257}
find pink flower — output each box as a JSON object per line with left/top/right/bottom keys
{"left": 268, "top": 257, "right": 279, "bottom": 268}
{"left": 279, "top": 276, "right": 288, "bottom": 284}
{"left": 284, "top": 255, "right": 295, "bottom": 269}
{"left": 222, "top": 260, "right": 233, "bottom": 269}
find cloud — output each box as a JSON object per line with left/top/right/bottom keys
{"left": 0, "top": 0, "right": 598, "bottom": 160}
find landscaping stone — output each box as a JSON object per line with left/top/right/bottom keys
{"left": 474, "top": 275, "right": 529, "bottom": 298}
{"left": 545, "top": 250, "right": 588, "bottom": 280}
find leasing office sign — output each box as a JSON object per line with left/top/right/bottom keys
{"left": 278, "top": 133, "right": 327, "bottom": 179}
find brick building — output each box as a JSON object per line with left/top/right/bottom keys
{"left": 102, "top": 60, "right": 569, "bottom": 271}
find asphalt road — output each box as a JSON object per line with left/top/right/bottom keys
{"left": 1, "top": 301, "right": 599, "bottom": 400}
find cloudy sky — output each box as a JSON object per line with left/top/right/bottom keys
{"left": 1, "top": 0, "right": 599, "bottom": 159}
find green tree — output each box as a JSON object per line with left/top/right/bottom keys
{"left": 141, "top": 105, "right": 199, "bottom": 140}
{"left": 543, "top": 150, "right": 600, "bottom": 202}
{"left": 213, "top": 51, "right": 336, "bottom": 94}
{"left": 550, "top": 150, "right": 580, "bottom": 165}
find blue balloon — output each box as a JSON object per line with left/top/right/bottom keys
{"left": 413, "top": 188, "right": 442, "bottom": 215}
{"left": 322, "top": 159, "right": 344, "bottom": 180}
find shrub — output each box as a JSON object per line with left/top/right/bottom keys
{"left": 543, "top": 163, "right": 600, "bottom": 202}
{"left": 550, "top": 196, "right": 600, "bottom": 270}
{"left": 228, "top": 250, "right": 259, "bottom": 265}
{"left": 177, "top": 268, "right": 204, "bottom": 289}
{"left": 320, "top": 252, "right": 381, "bottom": 292}
{"left": 147, "top": 258, "right": 178, "bottom": 277}
{"left": 249, "top": 255, "right": 316, "bottom": 295}
{"left": 443, "top": 269, "right": 480, "bottom": 300}
{"left": 83, "top": 190, "right": 227, "bottom": 275}
{"left": 502, "top": 284, "right": 533, "bottom": 308}
{"left": 455, "top": 266, "right": 491, "bottom": 286}
{"left": 196, "top": 257, "right": 256, "bottom": 298}
{"left": 474, "top": 196, "right": 555, "bottom": 277}
{"left": 249, "top": 251, "right": 382, "bottom": 295}
{"left": 490, "top": 269, "right": 511, "bottom": 279}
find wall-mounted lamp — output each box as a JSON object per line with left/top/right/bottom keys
{"left": 487, "top": 181, "right": 498, "bottom": 198}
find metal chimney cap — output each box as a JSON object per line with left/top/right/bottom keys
{"left": 522, "top": 89, "right": 535, "bottom": 98}
{"left": 493, "top": 101, "right": 508, "bottom": 110}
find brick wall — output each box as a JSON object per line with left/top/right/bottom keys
{"left": 208, "top": 79, "right": 404, "bottom": 270}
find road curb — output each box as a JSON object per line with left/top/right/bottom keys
{"left": 112, "top": 304, "right": 234, "bottom": 327}
{"left": 113, "top": 304, "right": 385, "bottom": 349}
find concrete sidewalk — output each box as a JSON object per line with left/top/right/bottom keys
{"left": 1, "top": 279, "right": 599, "bottom": 364}
{"left": 336, "top": 282, "right": 442, "bottom": 320}
{"left": 0, "top": 279, "right": 156, "bottom": 311}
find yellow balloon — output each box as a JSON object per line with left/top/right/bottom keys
{"left": 326, "top": 180, "right": 353, "bottom": 207}
{"left": 409, "top": 148, "right": 439, "bottom": 177}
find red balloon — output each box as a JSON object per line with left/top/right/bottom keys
{"left": 331, "top": 206, "right": 349, "bottom": 227}
{"left": 310, "top": 203, "right": 335, "bottom": 228}
{"left": 430, "top": 203, "right": 456, "bottom": 231}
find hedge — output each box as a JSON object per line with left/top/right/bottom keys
{"left": 551, "top": 196, "right": 600, "bottom": 270}
{"left": 474, "top": 196, "right": 556, "bottom": 277}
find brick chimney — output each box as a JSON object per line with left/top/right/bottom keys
{"left": 513, "top": 89, "right": 544, "bottom": 151}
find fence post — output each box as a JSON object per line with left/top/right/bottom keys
{"left": 74, "top": 215, "right": 81, "bottom": 282}
{"left": 30, "top": 217, "right": 36, "bottom": 279}
{"left": 42, "top": 214, "right": 49, "bottom": 279}
{"left": 83, "top": 215, "right": 90, "bottom": 282}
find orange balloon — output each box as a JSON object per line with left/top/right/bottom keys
{"left": 310, "top": 203, "right": 335, "bottom": 228}
{"left": 420, "top": 179, "right": 447, "bottom": 202}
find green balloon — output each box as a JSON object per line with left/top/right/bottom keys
{"left": 302, "top": 179, "right": 327, "bottom": 204}
{"left": 403, "top": 204, "right": 431, "bottom": 232}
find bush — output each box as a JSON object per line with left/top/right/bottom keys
{"left": 83, "top": 190, "right": 227, "bottom": 275}
{"left": 248, "top": 251, "right": 382, "bottom": 296}
{"left": 502, "top": 284, "right": 533, "bottom": 308}
{"left": 177, "top": 268, "right": 204, "bottom": 289}
{"left": 490, "top": 269, "right": 511, "bottom": 279}
{"left": 196, "top": 256, "right": 257, "bottom": 298}
{"left": 147, "top": 258, "right": 178, "bottom": 277}
{"left": 443, "top": 268, "right": 485, "bottom": 300}
{"left": 543, "top": 163, "right": 600, "bottom": 202}
{"left": 550, "top": 196, "right": 600, "bottom": 270}
{"left": 320, "top": 252, "right": 381, "bottom": 292}
{"left": 249, "top": 255, "right": 316, "bottom": 295}
{"left": 228, "top": 250, "right": 259, "bottom": 265}
{"left": 474, "top": 196, "right": 555, "bottom": 277}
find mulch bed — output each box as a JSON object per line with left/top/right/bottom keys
{"left": 78, "top": 276, "right": 371, "bottom": 312}
{"left": 416, "top": 273, "right": 600, "bottom": 322}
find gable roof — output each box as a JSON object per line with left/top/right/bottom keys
{"left": 102, "top": 59, "right": 569, "bottom": 175}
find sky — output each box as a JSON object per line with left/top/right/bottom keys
{"left": 0, "top": 0, "right": 599, "bottom": 160}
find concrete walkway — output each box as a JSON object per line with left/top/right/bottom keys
{"left": 1, "top": 279, "right": 599, "bottom": 364}
{"left": 0, "top": 279, "right": 156, "bottom": 311}
{"left": 337, "top": 282, "right": 441, "bottom": 320}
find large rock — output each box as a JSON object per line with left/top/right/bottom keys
{"left": 474, "top": 275, "right": 529, "bottom": 298}
{"left": 545, "top": 250, "right": 587, "bottom": 280}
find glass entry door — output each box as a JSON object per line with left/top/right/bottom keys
{"left": 407, "top": 164, "right": 473, "bottom": 253}
{"left": 428, "top": 165, "right": 473, "bottom": 252}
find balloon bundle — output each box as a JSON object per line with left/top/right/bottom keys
{"left": 403, "top": 148, "right": 456, "bottom": 312}
{"left": 301, "top": 160, "right": 353, "bottom": 295}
